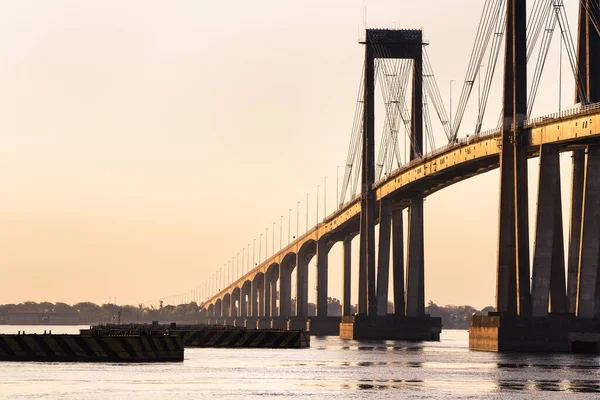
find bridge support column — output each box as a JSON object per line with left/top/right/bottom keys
{"left": 358, "top": 34, "right": 376, "bottom": 316}
{"left": 392, "top": 206, "right": 405, "bottom": 315}
{"left": 406, "top": 197, "right": 424, "bottom": 317}
{"left": 264, "top": 276, "right": 271, "bottom": 318}
{"left": 251, "top": 282, "right": 258, "bottom": 317}
{"left": 567, "top": 150, "right": 585, "bottom": 313}
{"left": 577, "top": 146, "right": 600, "bottom": 318}
{"left": 257, "top": 279, "right": 264, "bottom": 317}
{"left": 495, "top": 0, "right": 530, "bottom": 317}
{"left": 271, "top": 278, "right": 278, "bottom": 317}
{"left": 316, "top": 241, "right": 329, "bottom": 317}
{"left": 240, "top": 295, "right": 246, "bottom": 318}
{"left": 296, "top": 255, "right": 308, "bottom": 317}
{"left": 279, "top": 264, "right": 292, "bottom": 318}
{"left": 531, "top": 144, "right": 566, "bottom": 317}
{"left": 377, "top": 199, "right": 392, "bottom": 316}
{"left": 342, "top": 237, "right": 352, "bottom": 316}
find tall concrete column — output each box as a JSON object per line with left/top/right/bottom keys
{"left": 251, "top": 281, "right": 258, "bottom": 317}
{"left": 392, "top": 207, "right": 405, "bottom": 315}
{"left": 377, "top": 199, "right": 392, "bottom": 316}
{"left": 264, "top": 276, "right": 271, "bottom": 318}
{"left": 359, "top": 36, "right": 376, "bottom": 316}
{"left": 316, "top": 240, "right": 329, "bottom": 317}
{"left": 496, "top": 0, "right": 530, "bottom": 316}
{"left": 296, "top": 255, "right": 309, "bottom": 317}
{"left": 240, "top": 287, "right": 248, "bottom": 317}
{"left": 531, "top": 144, "right": 566, "bottom": 316}
{"left": 279, "top": 264, "right": 292, "bottom": 318}
{"left": 271, "top": 280, "right": 277, "bottom": 317}
{"left": 342, "top": 237, "right": 352, "bottom": 316}
{"left": 577, "top": 0, "right": 600, "bottom": 102}
{"left": 577, "top": 146, "right": 600, "bottom": 318}
{"left": 567, "top": 150, "right": 585, "bottom": 313}
{"left": 406, "top": 197, "right": 424, "bottom": 317}
{"left": 256, "top": 279, "right": 264, "bottom": 317}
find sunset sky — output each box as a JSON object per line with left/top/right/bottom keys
{"left": 1, "top": 0, "right": 579, "bottom": 309}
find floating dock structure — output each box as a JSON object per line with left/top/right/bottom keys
{"left": 0, "top": 327, "right": 183, "bottom": 362}
{"left": 470, "top": 314, "right": 600, "bottom": 353}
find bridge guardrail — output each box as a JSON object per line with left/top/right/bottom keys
{"left": 524, "top": 102, "right": 600, "bottom": 128}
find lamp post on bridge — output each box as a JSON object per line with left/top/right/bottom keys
{"left": 297, "top": 201, "right": 300, "bottom": 240}
{"left": 247, "top": 244, "right": 250, "bottom": 272}
{"left": 306, "top": 193, "right": 309, "bottom": 232}
{"left": 450, "top": 79, "right": 456, "bottom": 136}
{"left": 478, "top": 64, "right": 484, "bottom": 118}
{"left": 253, "top": 239, "right": 256, "bottom": 268}
{"left": 258, "top": 235, "right": 262, "bottom": 264}
{"left": 288, "top": 209, "right": 291, "bottom": 244}
{"left": 324, "top": 176, "right": 327, "bottom": 217}
{"left": 316, "top": 184, "right": 320, "bottom": 224}
{"left": 280, "top": 215, "right": 283, "bottom": 250}
{"left": 272, "top": 222, "right": 275, "bottom": 256}
{"left": 265, "top": 227, "right": 268, "bottom": 260}
{"left": 336, "top": 166, "right": 339, "bottom": 209}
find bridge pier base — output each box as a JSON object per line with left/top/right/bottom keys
{"left": 307, "top": 316, "right": 341, "bottom": 336}
{"left": 270, "top": 317, "right": 288, "bottom": 330}
{"left": 340, "top": 315, "right": 440, "bottom": 341}
{"left": 470, "top": 314, "right": 600, "bottom": 353}
{"left": 243, "top": 317, "right": 258, "bottom": 329}
{"left": 256, "top": 317, "right": 271, "bottom": 329}
{"left": 287, "top": 316, "right": 308, "bottom": 331}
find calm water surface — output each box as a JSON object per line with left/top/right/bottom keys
{"left": 0, "top": 325, "right": 599, "bottom": 399}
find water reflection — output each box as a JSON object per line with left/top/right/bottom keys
{"left": 495, "top": 379, "right": 600, "bottom": 393}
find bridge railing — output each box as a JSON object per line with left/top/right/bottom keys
{"left": 524, "top": 102, "right": 600, "bottom": 128}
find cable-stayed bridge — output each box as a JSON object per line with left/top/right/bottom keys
{"left": 183, "top": 1, "right": 600, "bottom": 351}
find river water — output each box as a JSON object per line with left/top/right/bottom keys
{"left": 0, "top": 325, "right": 598, "bottom": 399}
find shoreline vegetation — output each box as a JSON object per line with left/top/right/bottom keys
{"left": 0, "top": 300, "right": 494, "bottom": 329}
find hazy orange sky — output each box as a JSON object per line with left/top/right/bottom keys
{"left": 1, "top": 1, "right": 579, "bottom": 309}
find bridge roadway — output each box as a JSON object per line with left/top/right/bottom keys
{"left": 202, "top": 103, "right": 600, "bottom": 319}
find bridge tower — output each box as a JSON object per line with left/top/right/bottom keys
{"left": 472, "top": 0, "right": 600, "bottom": 352}
{"left": 341, "top": 28, "right": 441, "bottom": 340}
{"left": 496, "top": 0, "right": 531, "bottom": 316}
{"left": 359, "top": 29, "right": 423, "bottom": 316}
{"left": 570, "top": 0, "right": 600, "bottom": 318}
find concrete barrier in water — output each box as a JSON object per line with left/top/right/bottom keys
{"left": 0, "top": 330, "right": 183, "bottom": 362}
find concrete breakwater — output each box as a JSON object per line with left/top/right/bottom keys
{"left": 96, "top": 323, "right": 310, "bottom": 349}
{"left": 0, "top": 328, "right": 183, "bottom": 362}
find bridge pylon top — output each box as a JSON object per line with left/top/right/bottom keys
{"left": 360, "top": 29, "right": 424, "bottom": 59}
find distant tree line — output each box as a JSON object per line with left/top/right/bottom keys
{"left": 0, "top": 300, "right": 493, "bottom": 328}
{"left": 0, "top": 301, "right": 201, "bottom": 325}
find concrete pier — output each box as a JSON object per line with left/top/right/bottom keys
{"left": 470, "top": 314, "right": 600, "bottom": 353}
{"left": 340, "top": 315, "right": 441, "bottom": 341}
{"left": 307, "top": 316, "right": 341, "bottom": 336}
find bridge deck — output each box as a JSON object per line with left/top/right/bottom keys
{"left": 204, "top": 104, "right": 600, "bottom": 308}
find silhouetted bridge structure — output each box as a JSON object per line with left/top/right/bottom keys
{"left": 197, "top": 1, "right": 600, "bottom": 351}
